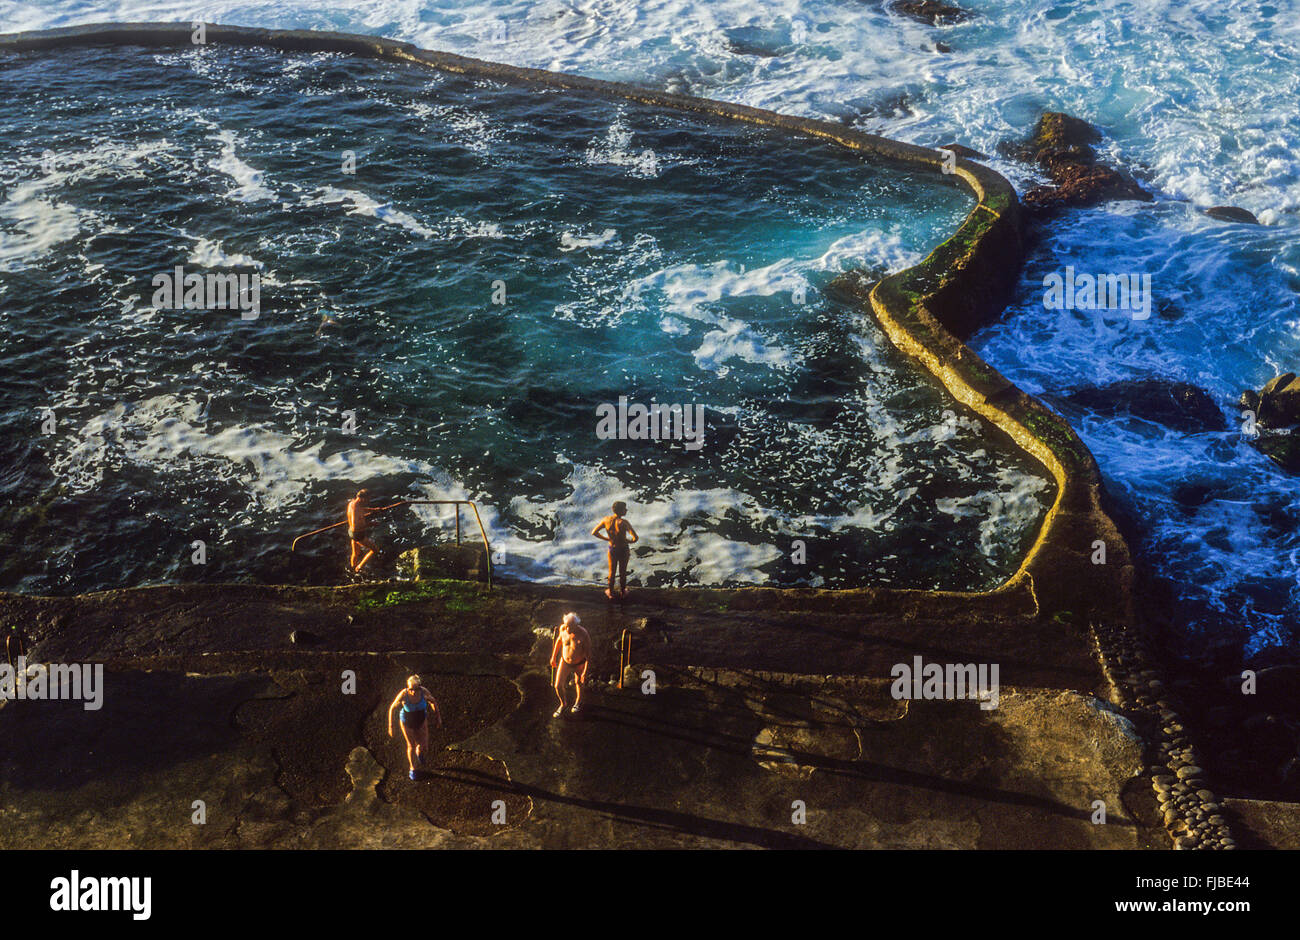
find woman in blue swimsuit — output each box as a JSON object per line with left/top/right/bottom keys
{"left": 387, "top": 675, "right": 442, "bottom": 780}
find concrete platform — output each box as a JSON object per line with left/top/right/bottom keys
{"left": 0, "top": 583, "right": 1165, "bottom": 849}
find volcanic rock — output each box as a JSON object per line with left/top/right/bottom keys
{"left": 889, "top": 1, "right": 973, "bottom": 26}
{"left": 1205, "top": 206, "right": 1259, "bottom": 224}
{"left": 938, "top": 142, "right": 986, "bottom": 160}
{"left": 1063, "top": 379, "right": 1225, "bottom": 432}
{"left": 1241, "top": 373, "right": 1300, "bottom": 472}
{"left": 1009, "top": 112, "right": 1151, "bottom": 213}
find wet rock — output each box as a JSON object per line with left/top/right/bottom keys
{"left": 1157, "top": 299, "right": 1185, "bottom": 320}
{"left": 1255, "top": 665, "right": 1300, "bottom": 711}
{"left": 1024, "top": 164, "right": 1151, "bottom": 212}
{"left": 1243, "top": 712, "right": 1270, "bottom": 732}
{"left": 938, "top": 142, "right": 986, "bottom": 160}
{"left": 1246, "top": 373, "right": 1300, "bottom": 427}
{"left": 1171, "top": 481, "right": 1215, "bottom": 510}
{"left": 1011, "top": 111, "right": 1101, "bottom": 162}
{"left": 1008, "top": 112, "right": 1151, "bottom": 213}
{"left": 1241, "top": 373, "right": 1300, "bottom": 472}
{"left": 934, "top": 41, "right": 952, "bottom": 53}
{"left": 290, "top": 629, "right": 320, "bottom": 646}
{"left": 1205, "top": 706, "right": 1232, "bottom": 728}
{"left": 397, "top": 544, "right": 488, "bottom": 582}
{"left": 889, "top": 0, "right": 974, "bottom": 25}
{"left": 838, "top": 91, "right": 915, "bottom": 122}
{"left": 725, "top": 34, "right": 782, "bottom": 58}
{"left": 1063, "top": 379, "right": 1226, "bottom": 433}
{"left": 1205, "top": 206, "right": 1259, "bottom": 224}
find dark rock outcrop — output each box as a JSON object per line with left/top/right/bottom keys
{"left": 725, "top": 35, "right": 782, "bottom": 58}
{"left": 1241, "top": 373, "right": 1300, "bottom": 472}
{"left": 889, "top": 1, "right": 974, "bottom": 26}
{"left": 1242, "top": 373, "right": 1300, "bottom": 427}
{"left": 1064, "top": 379, "right": 1226, "bottom": 433}
{"left": 938, "top": 142, "right": 986, "bottom": 160}
{"left": 1205, "top": 205, "right": 1260, "bottom": 224}
{"left": 1007, "top": 112, "right": 1152, "bottom": 214}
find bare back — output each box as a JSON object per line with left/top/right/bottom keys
{"left": 603, "top": 515, "right": 631, "bottom": 548}
{"left": 348, "top": 498, "right": 367, "bottom": 535}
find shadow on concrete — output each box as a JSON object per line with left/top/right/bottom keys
{"left": 428, "top": 764, "right": 839, "bottom": 849}
{"left": 0, "top": 669, "right": 276, "bottom": 791}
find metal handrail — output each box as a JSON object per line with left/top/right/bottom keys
{"left": 6, "top": 627, "right": 26, "bottom": 669}
{"left": 290, "top": 498, "right": 493, "bottom": 588}
{"left": 404, "top": 500, "right": 493, "bottom": 589}
{"left": 618, "top": 629, "right": 632, "bottom": 688}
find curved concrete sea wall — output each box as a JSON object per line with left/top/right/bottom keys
{"left": 0, "top": 22, "right": 1135, "bottom": 627}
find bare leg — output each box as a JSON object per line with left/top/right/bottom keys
{"left": 605, "top": 549, "right": 616, "bottom": 599}
{"left": 400, "top": 718, "right": 417, "bottom": 773}
{"left": 354, "top": 537, "right": 377, "bottom": 571}
{"left": 554, "top": 660, "right": 573, "bottom": 711}
{"left": 573, "top": 662, "right": 586, "bottom": 709}
{"left": 618, "top": 553, "right": 629, "bottom": 596}
{"left": 415, "top": 721, "right": 429, "bottom": 764}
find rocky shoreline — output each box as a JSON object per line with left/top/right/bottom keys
{"left": 1, "top": 23, "right": 1296, "bottom": 849}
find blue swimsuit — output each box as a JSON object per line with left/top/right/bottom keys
{"left": 401, "top": 691, "right": 428, "bottom": 729}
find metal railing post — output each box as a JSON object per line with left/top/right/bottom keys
{"left": 301, "top": 497, "right": 492, "bottom": 589}
{"left": 469, "top": 502, "right": 492, "bottom": 589}
{"left": 6, "top": 626, "right": 25, "bottom": 669}
{"left": 618, "top": 630, "right": 631, "bottom": 688}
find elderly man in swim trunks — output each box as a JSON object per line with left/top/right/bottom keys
{"left": 549, "top": 612, "right": 591, "bottom": 718}
{"left": 592, "top": 500, "right": 638, "bottom": 600}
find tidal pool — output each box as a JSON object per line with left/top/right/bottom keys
{"left": 0, "top": 43, "right": 1054, "bottom": 593}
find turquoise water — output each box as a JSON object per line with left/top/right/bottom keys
{"left": 9, "top": 0, "right": 1298, "bottom": 657}
{"left": 139, "top": 0, "right": 1289, "bottom": 659}
{"left": 0, "top": 43, "right": 1054, "bottom": 594}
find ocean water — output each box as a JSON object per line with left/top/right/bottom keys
{"left": 1, "top": 1, "right": 1296, "bottom": 659}
{"left": 0, "top": 42, "right": 1054, "bottom": 594}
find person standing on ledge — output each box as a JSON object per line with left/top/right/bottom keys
{"left": 592, "top": 500, "right": 638, "bottom": 600}
{"left": 549, "top": 612, "right": 591, "bottom": 718}
{"left": 347, "top": 489, "right": 405, "bottom": 573}
{"left": 388, "top": 674, "right": 442, "bottom": 780}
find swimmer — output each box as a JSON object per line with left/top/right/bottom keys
{"left": 387, "top": 674, "right": 442, "bottom": 779}
{"left": 346, "top": 489, "right": 406, "bottom": 572}
{"left": 592, "top": 500, "right": 638, "bottom": 599}
{"left": 549, "top": 612, "right": 590, "bottom": 718}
